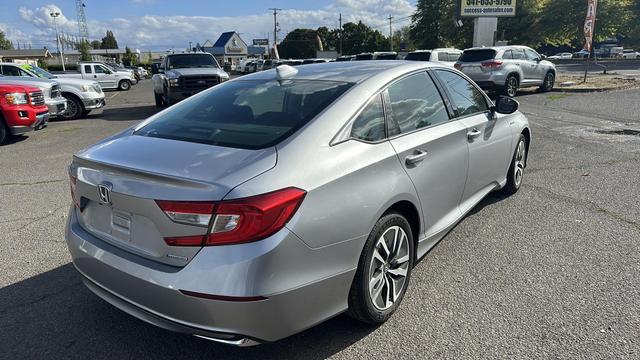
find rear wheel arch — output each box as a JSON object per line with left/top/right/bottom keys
{"left": 385, "top": 200, "right": 421, "bottom": 258}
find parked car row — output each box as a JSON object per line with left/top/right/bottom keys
{"left": 550, "top": 47, "right": 639, "bottom": 59}
{"left": 236, "top": 58, "right": 331, "bottom": 74}
{"left": 0, "top": 60, "right": 133, "bottom": 144}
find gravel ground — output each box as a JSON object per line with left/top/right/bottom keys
{"left": 0, "top": 81, "right": 638, "bottom": 360}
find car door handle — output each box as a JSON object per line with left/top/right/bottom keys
{"left": 405, "top": 149, "right": 428, "bottom": 166}
{"left": 467, "top": 129, "right": 482, "bottom": 140}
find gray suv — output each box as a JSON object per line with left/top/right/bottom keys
{"left": 455, "top": 46, "right": 556, "bottom": 97}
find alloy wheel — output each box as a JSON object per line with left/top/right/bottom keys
{"left": 545, "top": 73, "right": 554, "bottom": 90}
{"left": 63, "top": 98, "right": 79, "bottom": 119}
{"left": 507, "top": 77, "right": 518, "bottom": 97}
{"left": 368, "top": 225, "right": 410, "bottom": 310}
{"left": 514, "top": 139, "right": 526, "bottom": 187}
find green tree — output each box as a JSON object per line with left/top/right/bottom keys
{"left": 0, "top": 30, "right": 13, "bottom": 50}
{"left": 90, "top": 40, "right": 102, "bottom": 49}
{"left": 410, "top": 0, "right": 444, "bottom": 49}
{"left": 340, "top": 21, "right": 389, "bottom": 55}
{"left": 100, "top": 30, "right": 119, "bottom": 49}
{"left": 78, "top": 40, "right": 92, "bottom": 61}
{"left": 122, "top": 46, "right": 138, "bottom": 66}
{"left": 278, "top": 29, "right": 318, "bottom": 58}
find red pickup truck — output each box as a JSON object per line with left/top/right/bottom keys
{"left": 0, "top": 83, "right": 49, "bottom": 144}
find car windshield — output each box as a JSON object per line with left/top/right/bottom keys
{"left": 405, "top": 52, "right": 432, "bottom": 61}
{"left": 167, "top": 54, "right": 219, "bottom": 69}
{"left": 134, "top": 79, "right": 353, "bottom": 149}
{"left": 459, "top": 49, "right": 497, "bottom": 62}
{"left": 22, "top": 65, "right": 55, "bottom": 79}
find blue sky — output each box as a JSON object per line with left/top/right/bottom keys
{"left": 1, "top": 0, "right": 416, "bottom": 51}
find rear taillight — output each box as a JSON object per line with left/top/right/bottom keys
{"left": 454, "top": 63, "right": 462, "bottom": 70}
{"left": 157, "top": 187, "right": 306, "bottom": 247}
{"left": 69, "top": 174, "right": 80, "bottom": 209}
{"left": 481, "top": 60, "right": 503, "bottom": 69}
{"left": 156, "top": 201, "right": 215, "bottom": 227}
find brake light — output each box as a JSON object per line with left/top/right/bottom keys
{"left": 157, "top": 187, "right": 306, "bottom": 246}
{"left": 454, "top": 63, "right": 462, "bottom": 70}
{"left": 481, "top": 60, "right": 503, "bottom": 69}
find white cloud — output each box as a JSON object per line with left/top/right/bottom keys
{"left": 13, "top": 1, "right": 415, "bottom": 51}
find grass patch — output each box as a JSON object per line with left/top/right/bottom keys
{"left": 547, "top": 93, "right": 571, "bottom": 101}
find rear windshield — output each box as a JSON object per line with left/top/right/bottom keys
{"left": 355, "top": 54, "right": 373, "bottom": 60}
{"left": 405, "top": 52, "right": 432, "bottom": 61}
{"left": 459, "top": 49, "right": 497, "bottom": 62}
{"left": 167, "top": 54, "right": 219, "bottom": 69}
{"left": 376, "top": 54, "right": 398, "bottom": 60}
{"left": 135, "top": 80, "right": 353, "bottom": 149}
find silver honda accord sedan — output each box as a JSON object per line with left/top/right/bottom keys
{"left": 66, "top": 61, "right": 530, "bottom": 346}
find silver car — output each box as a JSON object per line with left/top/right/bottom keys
{"left": 455, "top": 45, "right": 556, "bottom": 97}
{"left": 66, "top": 61, "right": 531, "bottom": 346}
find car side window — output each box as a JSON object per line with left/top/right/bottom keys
{"left": 385, "top": 72, "right": 449, "bottom": 134}
{"left": 512, "top": 49, "right": 526, "bottom": 60}
{"left": 84, "top": 65, "right": 93, "bottom": 73}
{"left": 525, "top": 49, "right": 540, "bottom": 61}
{"left": 502, "top": 50, "right": 513, "bottom": 59}
{"left": 95, "top": 66, "right": 109, "bottom": 74}
{"left": 350, "top": 94, "right": 386, "bottom": 142}
{"left": 449, "top": 52, "right": 461, "bottom": 62}
{"left": 2, "top": 65, "right": 23, "bottom": 77}
{"left": 435, "top": 70, "right": 488, "bottom": 117}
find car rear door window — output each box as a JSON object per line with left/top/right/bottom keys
{"left": 2, "top": 65, "right": 24, "bottom": 76}
{"left": 385, "top": 72, "right": 450, "bottom": 134}
{"left": 435, "top": 70, "right": 488, "bottom": 117}
{"left": 512, "top": 49, "right": 526, "bottom": 60}
{"left": 350, "top": 94, "right": 386, "bottom": 142}
{"left": 502, "top": 50, "right": 514, "bottom": 59}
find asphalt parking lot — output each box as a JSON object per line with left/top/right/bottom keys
{"left": 1, "top": 79, "right": 639, "bottom": 359}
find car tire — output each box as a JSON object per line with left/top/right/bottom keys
{"left": 154, "top": 92, "right": 164, "bottom": 107}
{"left": 0, "top": 118, "right": 8, "bottom": 145}
{"left": 347, "top": 212, "right": 414, "bottom": 324}
{"left": 118, "top": 80, "right": 131, "bottom": 91}
{"left": 61, "top": 94, "right": 84, "bottom": 120}
{"left": 503, "top": 74, "right": 519, "bottom": 97}
{"left": 502, "top": 134, "right": 528, "bottom": 195}
{"left": 540, "top": 71, "right": 555, "bottom": 92}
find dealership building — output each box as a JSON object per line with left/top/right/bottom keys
{"left": 201, "top": 31, "right": 268, "bottom": 68}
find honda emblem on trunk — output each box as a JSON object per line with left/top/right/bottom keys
{"left": 97, "top": 183, "right": 113, "bottom": 205}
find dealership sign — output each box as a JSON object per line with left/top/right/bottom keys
{"left": 253, "top": 39, "right": 269, "bottom": 46}
{"left": 583, "top": 0, "right": 598, "bottom": 51}
{"left": 459, "top": 0, "right": 517, "bottom": 17}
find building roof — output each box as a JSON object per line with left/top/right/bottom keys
{"left": 0, "top": 49, "right": 53, "bottom": 58}
{"left": 212, "top": 32, "right": 236, "bottom": 48}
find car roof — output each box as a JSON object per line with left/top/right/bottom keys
{"left": 464, "top": 45, "right": 533, "bottom": 52}
{"left": 236, "top": 60, "right": 439, "bottom": 83}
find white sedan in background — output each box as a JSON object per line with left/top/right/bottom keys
{"left": 548, "top": 52, "right": 573, "bottom": 60}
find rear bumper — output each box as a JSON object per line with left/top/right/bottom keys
{"left": 65, "top": 207, "right": 357, "bottom": 344}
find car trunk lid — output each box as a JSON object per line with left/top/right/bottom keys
{"left": 71, "top": 135, "right": 277, "bottom": 267}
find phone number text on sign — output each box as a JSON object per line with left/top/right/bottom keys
{"left": 460, "top": 0, "right": 517, "bottom": 17}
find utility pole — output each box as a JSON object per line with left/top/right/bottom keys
{"left": 189, "top": 41, "right": 192, "bottom": 52}
{"left": 388, "top": 15, "right": 393, "bottom": 52}
{"left": 339, "top": 13, "right": 342, "bottom": 55}
{"left": 50, "top": 11, "right": 66, "bottom": 71}
{"left": 268, "top": 8, "right": 282, "bottom": 48}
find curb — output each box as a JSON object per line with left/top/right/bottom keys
{"left": 552, "top": 83, "right": 640, "bottom": 93}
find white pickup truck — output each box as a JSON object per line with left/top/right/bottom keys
{"left": 0, "top": 63, "right": 106, "bottom": 120}
{"left": 56, "top": 62, "right": 137, "bottom": 91}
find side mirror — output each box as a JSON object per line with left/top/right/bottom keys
{"left": 492, "top": 96, "right": 519, "bottom": 114}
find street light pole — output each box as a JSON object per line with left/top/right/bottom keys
{"left": 50, "top": 12, "right": 66, "bottom": 71}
